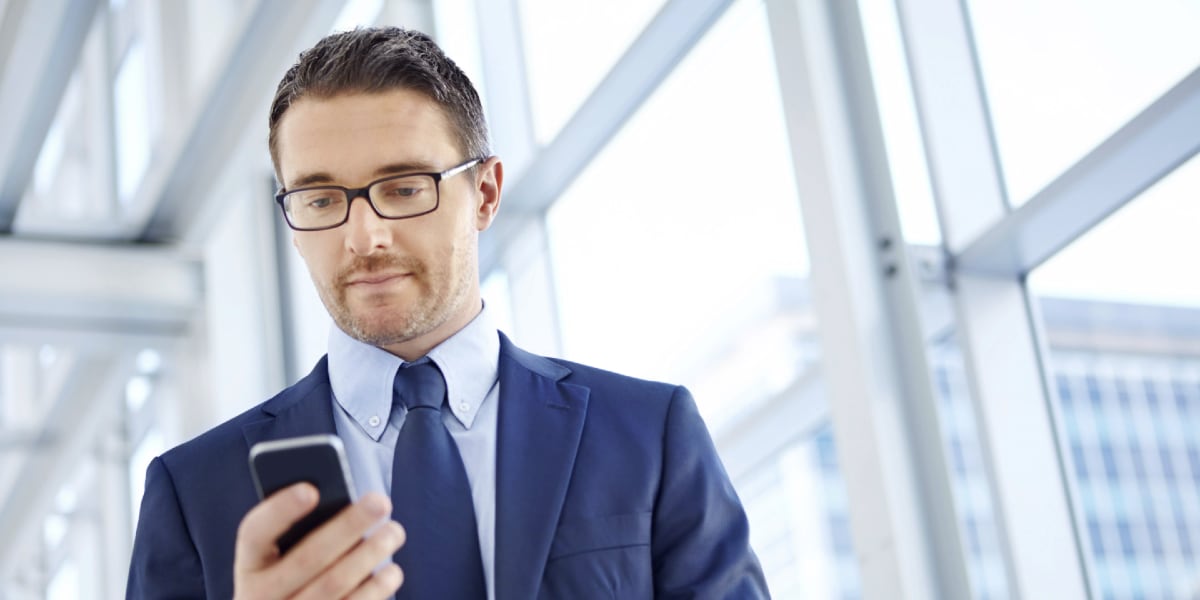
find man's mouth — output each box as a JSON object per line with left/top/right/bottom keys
{"left": 345, "top": 272, "right": 410, "bottom": 287}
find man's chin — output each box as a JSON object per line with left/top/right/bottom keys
{"left": 328, "top": 302, "right": 401, "bottom": 340}
{"left": 341, "top": 321, "right": 416, "bottom": 347}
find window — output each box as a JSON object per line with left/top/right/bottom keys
{"left": 114, "top": 39, "right": 152, "bottom": 205}
{"left": 856, "top": 0, "right": 940, "bottom": 244}
{"left": 966, "top": 0, "right": 1200, "bottom": 204}
{"left": 545, "top": 0, "right": 809, "bottom": 433}
{"left": 740, "top": 424, "right": 863, "bottom": 599}
{"left": 1030, "top": 155, "right": 1200, "bottom": 599}
{"left": 517, "top": 0, "right": 668, "bottom": 143}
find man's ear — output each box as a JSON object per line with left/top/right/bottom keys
{"left": 474, "top": 157, "right": 503, "bottom": 231}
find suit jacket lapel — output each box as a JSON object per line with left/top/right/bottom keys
{"left": 242, "top": 356, "right": 338, "bottom": 450}
{"left": 238, "top": 345, "right": 589, "bottom": 599}
{"left": 494, "top": 334, "right": 589, "bottom": 600}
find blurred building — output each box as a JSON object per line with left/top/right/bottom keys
{"left": 741, "top": 294, "right": 1200, "bottom": 600}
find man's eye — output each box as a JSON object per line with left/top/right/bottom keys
{"left": 377, "top": 178, "right": 429, "bottom": 199}
{"left": 308, "top": 196, "right": 335, "bottom": 208}
{"left": 387, "top": 187, "right": 420, "bottom": 198}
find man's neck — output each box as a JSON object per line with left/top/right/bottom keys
{"left": 381, "top": 296, "right": 484, "bottom": 361}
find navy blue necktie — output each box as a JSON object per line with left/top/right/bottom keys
{"left": 391, "top": 358, "right": 485, "bottom": 599}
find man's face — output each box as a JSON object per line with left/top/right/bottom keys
{"left": 275, "top": 89, "right": 501, "bottom": 359}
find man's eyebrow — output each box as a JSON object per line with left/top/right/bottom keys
{"left": 287, "top": 162, "right": 439, "bottom": 190}
{"left": 288, "top": 172, "right": 336, "bottom": 189}
{"left": 372, "top": 162, "right": 438, "bottom": 177}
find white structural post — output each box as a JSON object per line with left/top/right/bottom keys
{"left": 474, "top": 0, "right": 564, "bottom": 355}
{"left": 894, "top": 0, "right": 1092, "bottom": 596}
{"left": 764, "top": 0, "right": 973, "bottom": 597}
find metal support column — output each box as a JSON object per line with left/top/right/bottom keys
{"left": 895, "top": 0, "right": 1092, "bottom": 596}
{"left": 765, "top": 0, "right": 971, "bottom": 596}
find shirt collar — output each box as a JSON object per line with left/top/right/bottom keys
{"left": 327, "top": 304, "right": 500, "bottom": 440}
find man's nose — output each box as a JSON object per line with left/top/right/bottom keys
{"left": 343, "top": 193, "right": 393, "bottom": 255}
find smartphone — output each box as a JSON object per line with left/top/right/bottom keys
{"left": 249, "top": 434, "right": 357, "bottom": 554}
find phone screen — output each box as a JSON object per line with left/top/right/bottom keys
{"left": 249, "top": 434, "right": 356, "bottom": 553}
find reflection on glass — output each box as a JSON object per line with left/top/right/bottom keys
{"left": 966, "top": 0, "right": 1200, "bottom": 205}
{"left": 545, "top": 0, "right": 810, "bottom": 433}
{"left": 517, "top": 0, "right": 667, "bottom": 143}
{"left": 1030, "top": 156, "right": 1200, "bottom": 599}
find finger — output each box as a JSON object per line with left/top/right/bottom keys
{"left": 267, "top": 493, "right": 392, "bottom": 593}
{"left": 344, "top": 563, "right": 404, "bottom": 600}
{"left": 292, "top": 521, "right": 405, "bottom": 600}
{"left": 235, "top": 483, "right": 319, "bottom": 572}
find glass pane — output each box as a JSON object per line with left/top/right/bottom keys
{"left": 1029, "top": 156, "right": 1200, "bottom": 306}
{"left": 929, "top": 336, "right": 1011, "bottom": 599}
{"left": 114, "top": 39, "right": 152, "bottom": 205}
{"left": 857, "top": 0, "right": 941, "bottom": 245}
{"left": 1030, "top": 156, "right": 1200, "bottom": 599}
{"left": 546, "top": 0, "right": 811, "bottom": 434}
{"left": 480, "top": 269, "right": 516, "bottom": 336}
{"left": 742, "top": 424, "right": 863, "bottom": 598}
{"left": 517, "top": 0, "right": 668, "bottom": 143}
{"left": 331, "top": 0, "right": 383, "bottom": 32}
{"left": 16, "top": 13, "right": 114, "bottom": 230}
{"left": 433, "top": 0, "right": 488, "bottom": 122}
{"left": 967, "top": 0, "right": 1200, "bottom": 205}
{"left": 46, "top": 559, "right": 81, "bottom": 600}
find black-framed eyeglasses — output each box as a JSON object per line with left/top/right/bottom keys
{"left": 274, "top": 157, "right": 483, "bottom": 231}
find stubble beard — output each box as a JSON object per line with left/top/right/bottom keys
{"left": 316, "top": 243, "right": 475, "bottom": 349}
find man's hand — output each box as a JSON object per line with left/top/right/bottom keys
{"left": 234, "top": 483, "right": 404, "bottom": 599}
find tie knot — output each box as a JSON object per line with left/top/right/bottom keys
{"left": 393, "top": 358, "right": 446, "bottom": 411}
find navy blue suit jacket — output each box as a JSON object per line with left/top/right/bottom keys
{"left": 127, "top": 334, "right": 769, "bottom": 598}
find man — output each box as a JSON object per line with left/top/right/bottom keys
{"left": 127, "top": 27, "right": 768, "bottom": 599}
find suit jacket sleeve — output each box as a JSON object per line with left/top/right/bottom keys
{"left": 127, "top": 456, "right": 206, "bottom": 599}
{"left": 652, "top": 386, "right": 770, "bottom": 598}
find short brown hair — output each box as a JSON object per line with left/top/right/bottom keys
{"left": 268, "top": 27, "right": 489, "bottom": 177}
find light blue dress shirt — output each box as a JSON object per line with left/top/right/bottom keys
{"left": 327, "top": 306, "right": 500, "bottom": 599}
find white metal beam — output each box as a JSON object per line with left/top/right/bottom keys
{"left": 952, "top": 276, "right": 1090, "bottom": 598}
{"left": 895, "top": 0, "right": 1093, "bottom": 596}
{"left": 470, "top": 0, "right": 568, "bottom": 355}
{"left": 765, "top": 0, "right": 969, "bottom": 596}
{"left": 892, "top": 0, "right": 1006, "bottom": 252}
{"left": 957, "top": 65, "right": 1200, "bottom": 276}
{"left": 499, "top": 218, "right": 562, "bottom": 357}
{"left": 479, "top": 0, "right": 734, "bottom": 276}
{"left": 473, "top": 0, "right": 536, "bottom": 178}
{"left": 131, "top": 0, "right": 347, "bottom": 243}
{"left": 0, "top": 238, "right": 202, "bottom": 339}
{"left": 0, "top": 0, "right": 102, "bottom": 231}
